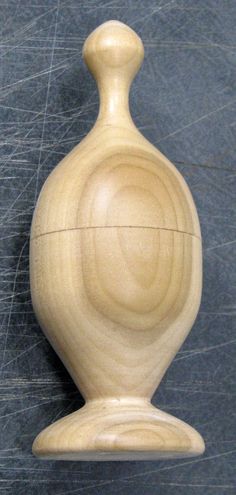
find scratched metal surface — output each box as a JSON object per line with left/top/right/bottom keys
{"left": 0, "top": 0, "right": 236, "bottom": 493}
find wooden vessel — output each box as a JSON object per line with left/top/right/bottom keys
{"left": 30, "top": 20, "right": 205, "bottom": 461}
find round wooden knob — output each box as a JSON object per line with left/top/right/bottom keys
{"left": 83, "top": 20, "right": 144, "bottom": 78}
{"left": 30, "top": 21, "right": 205, "bottom": 461}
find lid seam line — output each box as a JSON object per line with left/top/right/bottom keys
{"left": 31, "top": 225, "right": 201, "bottom": 241}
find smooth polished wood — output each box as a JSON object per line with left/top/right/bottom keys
{"left": 30, "top": 20, "right": 205, "bottom": 460}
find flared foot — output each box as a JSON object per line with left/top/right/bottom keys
{"left": 32, "top": 399, "right": 205, "bottom": 461}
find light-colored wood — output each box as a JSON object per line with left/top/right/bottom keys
{"left": 30, "top": 20, "right": 205, "bottom": 461}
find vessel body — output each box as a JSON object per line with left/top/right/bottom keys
{"left": 30, "top": 126, "right": 202, "bottom": 401}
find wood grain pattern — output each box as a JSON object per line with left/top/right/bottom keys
{"left": 30, "top": 20, "right": 205, "bottom": 460}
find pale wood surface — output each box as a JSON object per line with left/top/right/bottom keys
{"left": 30, "top": 20, "right": 205, "bottom": 460}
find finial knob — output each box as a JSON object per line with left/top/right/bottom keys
{"left": 83, "top": 20, "right": 144, "bottom": 81}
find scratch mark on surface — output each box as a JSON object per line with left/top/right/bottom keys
{"left": 157, "top": 98, "right": 236, "bottom": 142}
{"left": 35, "top": 0, "right": 60, "bottom": 202}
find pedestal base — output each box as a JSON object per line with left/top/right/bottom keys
{"left": 32, "top": 399, "right": 205, "bottom": 461}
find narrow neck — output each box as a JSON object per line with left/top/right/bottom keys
{"left": 95, "top": 75, "right": 135, "bottom": 128}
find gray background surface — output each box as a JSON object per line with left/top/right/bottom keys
{"left": 0, "top": 1, "right": 236, "bottom": 493}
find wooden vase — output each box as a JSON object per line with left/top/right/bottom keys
{"left": 30, "top": 20, "right": 205, "bottom": 461}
